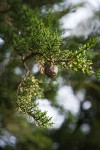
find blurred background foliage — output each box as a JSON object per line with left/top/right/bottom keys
{"left": 0, "top": 0, "right": 100, "bottom": 150}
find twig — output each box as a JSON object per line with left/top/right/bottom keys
{"left": 48, "top": 49, "right": 85, "bottom": 63}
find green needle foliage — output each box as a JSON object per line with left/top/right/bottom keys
{"left": 17, "top": 75, "right": 53, "bottom": 127}
{"left": 95, "top": 69, "right": 100, "bottom": 81}
{"left": 0, "top": 3, "right": 98, "bottom": 127}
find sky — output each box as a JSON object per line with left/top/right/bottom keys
{"left": 61, "top": 0, "right": 100, "bottom": 37}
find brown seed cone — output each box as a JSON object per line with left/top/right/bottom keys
{"left": 45, "top": 64, "right": 58, "bottom": 78}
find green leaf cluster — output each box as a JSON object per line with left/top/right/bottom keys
{"left": 59, "top": 37, "right": 97, "bottom": 74}
{"left": 95, "top": 69, "right": 100, "bottom": 81}
{"left": 11, "top": 6, "right": 61, "bottom": 58}
{"left": 17, "top": 75, "right": 53, "bottom": 127}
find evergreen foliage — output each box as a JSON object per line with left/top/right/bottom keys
{"left": 0, "top": 0, "right": 100, "bottom": 150}
{"left": 17, "top": 74, "right": 53, "bottom": 127}
{"left": 0, "top": 1, "right": 98, "bottom": 127}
